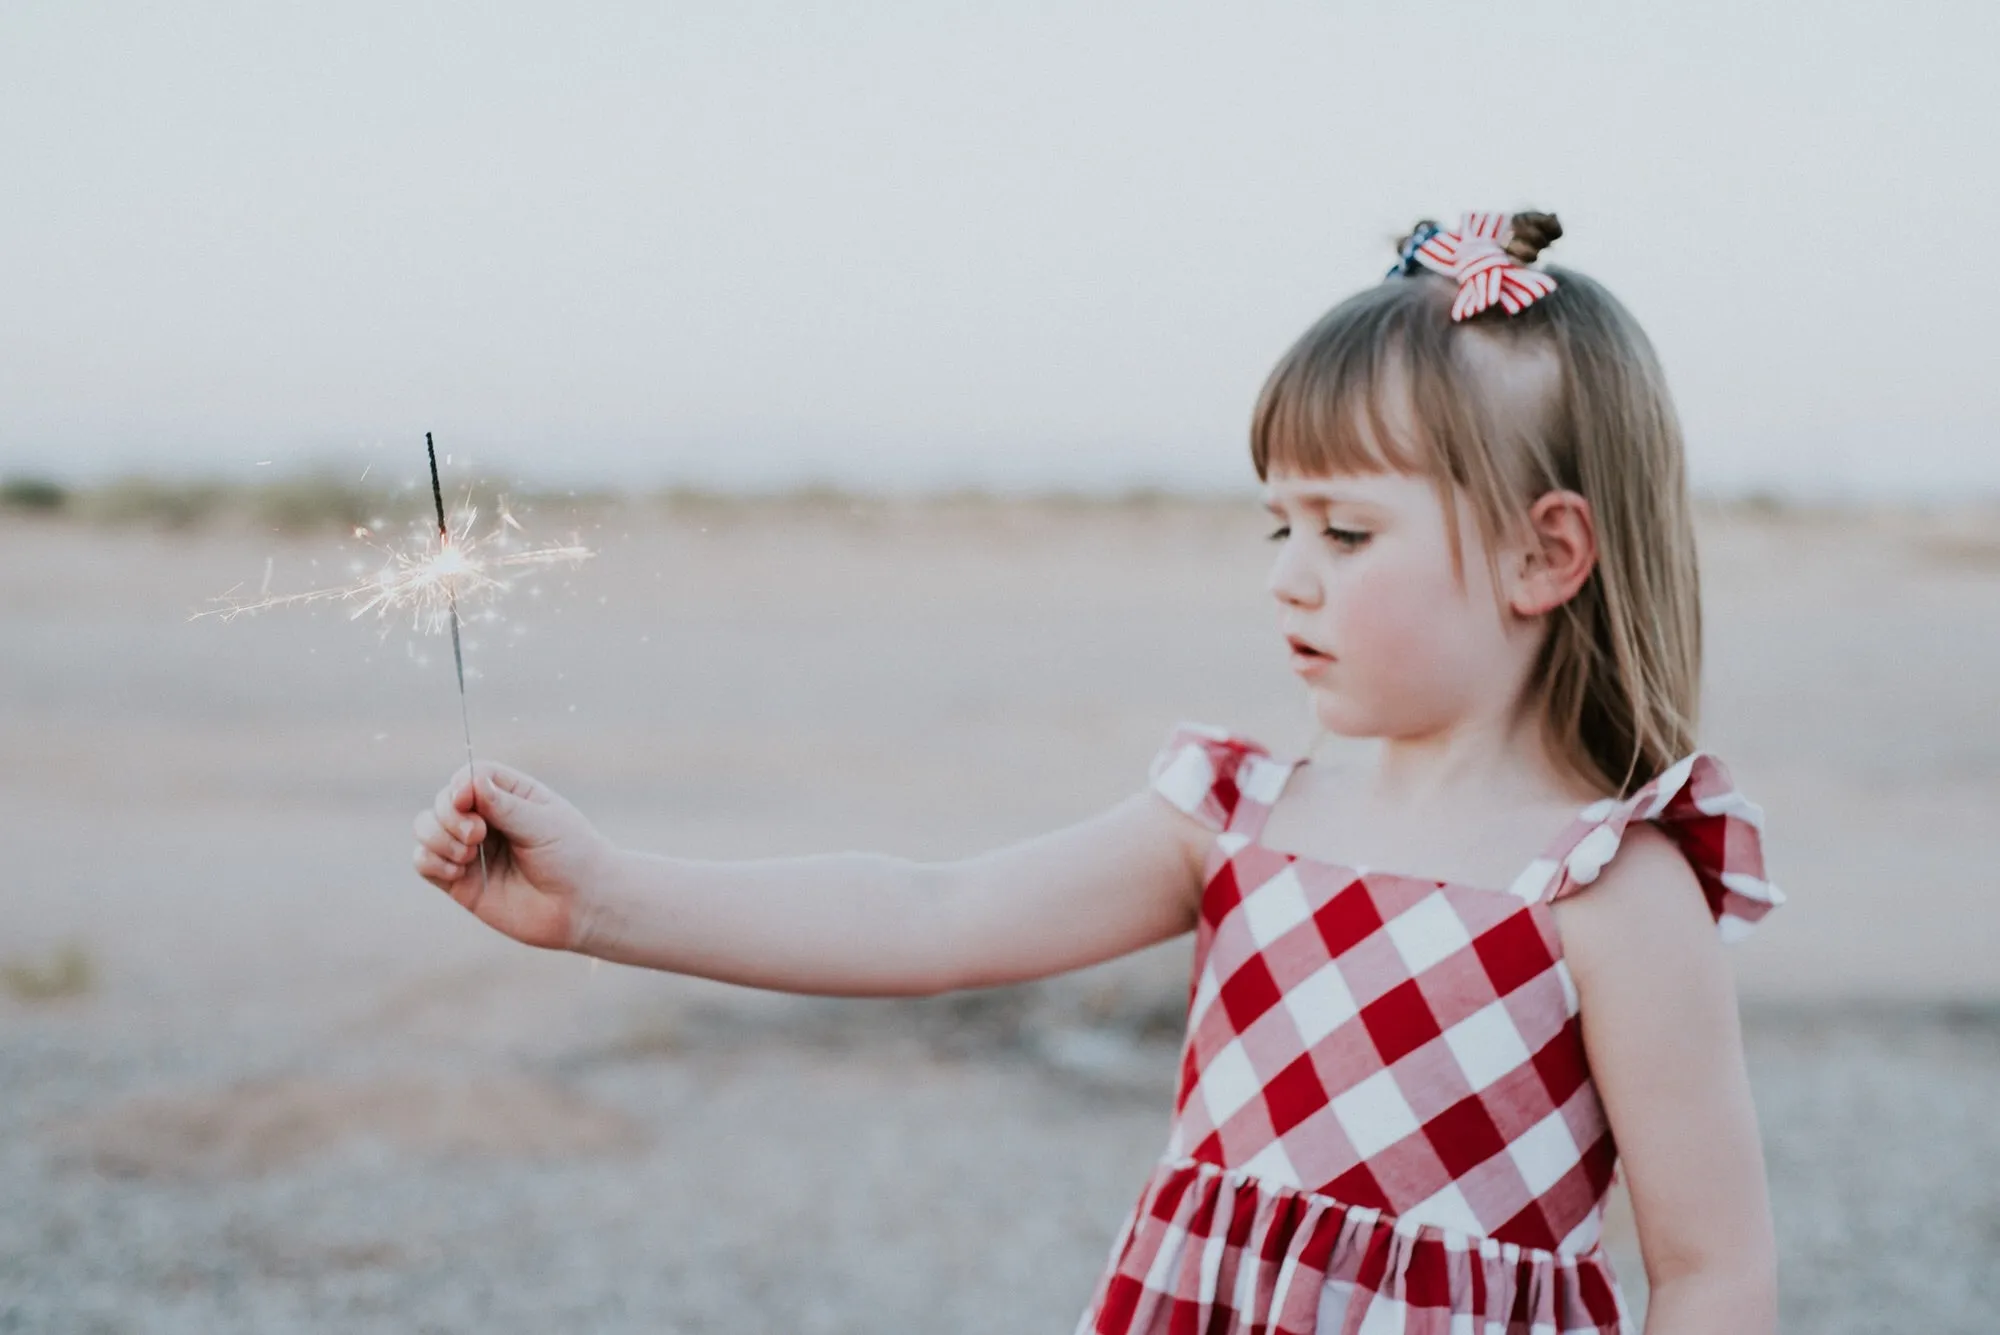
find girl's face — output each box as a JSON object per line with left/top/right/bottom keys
{"left": 1263, "top": 467, "right": 1527, "bottom": 740}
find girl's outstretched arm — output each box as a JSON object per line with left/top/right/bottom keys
{"left": 1553, "top": 824, "right": 1780, "bottom": 1335}
{"left": 413, "top": 761, "right": 1210, "bottom": 996}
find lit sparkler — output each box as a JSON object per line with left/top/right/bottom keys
{"left": 195, "top": 482, "right": 592, "bottom": 633}
{"left": 195, "top": 436, "right": 594, "bottom": 896}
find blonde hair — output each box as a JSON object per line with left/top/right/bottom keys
{"left": 1249, "top": 236, "right": 1700, "bottom": 796}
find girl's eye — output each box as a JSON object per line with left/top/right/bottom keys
{"left": 1265, "top": 524, "right": 1370, "bottom": 548}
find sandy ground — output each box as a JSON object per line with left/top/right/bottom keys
{"left": 3, "top": 497, "right": 1998, "bottom": 1333}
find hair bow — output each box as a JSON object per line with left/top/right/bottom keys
{"left": 1394, "top": 211, "right": 1558, "bottom": 322}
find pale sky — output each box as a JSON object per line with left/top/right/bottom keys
{"left": 3, "top": 1, "right": 1995, "bottom": 497}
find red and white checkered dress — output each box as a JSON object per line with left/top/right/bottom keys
{"left": 1075, "top": 724, "right": 1783, "bottom": 1335}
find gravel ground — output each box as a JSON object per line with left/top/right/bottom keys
{"left": 1748, "top": 1004, "right": 2000, "bottom": 1331}
{"left": 5, "top": 987, "right": 1999, "bottom": 1334}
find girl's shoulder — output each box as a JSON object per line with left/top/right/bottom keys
{"left": 1542, "top": 751, "right": 1785, "bottom": 942}
{"left": 1148, "top": 728, "right": 1785, "bottom": 942}
{"left": 1145, "top": 722, "right": 1299, "bottom": 836}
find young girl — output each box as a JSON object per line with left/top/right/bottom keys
{"left": 412, "top": 209, "right": 1783, "bottom": 1334}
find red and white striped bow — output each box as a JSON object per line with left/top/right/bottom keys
{"left": 1410, "top": 212, "right": 1558, "bottom": 322}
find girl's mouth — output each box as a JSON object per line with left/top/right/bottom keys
{"left": 1286, "top": 636, "right": 1334, "bottom": 675}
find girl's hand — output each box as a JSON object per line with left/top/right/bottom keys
{"left": 411, "top": 762, "right": 613, "bottom": 952}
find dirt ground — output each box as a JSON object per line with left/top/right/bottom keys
{"left": 3, "top": 497, "right": 1998, "bottom": 1332}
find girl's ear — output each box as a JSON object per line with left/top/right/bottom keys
{"left": 1507, "top": 489, "right": 1597, "bottom": 618}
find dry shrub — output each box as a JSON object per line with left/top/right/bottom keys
{"left": 1, "top": 942, "right": 94, "bottom": 1002}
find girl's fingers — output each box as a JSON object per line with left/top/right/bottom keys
{"left": 432, "top": 783, "right": 485, "bottom": 847}
{"left": 413, "top": 845, "right": 464, "bottom": 885}
{"left": 449, "top": 764, "right": 478, "bottom": 813}
{"left": 413, "top": 810, "right": 474, "bottom": 863}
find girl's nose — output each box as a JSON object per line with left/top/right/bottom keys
{"left": 1266, "top": 541, "right": 1321, "bottom": 609}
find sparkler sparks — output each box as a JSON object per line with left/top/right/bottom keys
{"left": 194, "top": 493, "right": 593, "bottom": 631}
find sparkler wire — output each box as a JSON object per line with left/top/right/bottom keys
{"left": 427, "top": 433, "right": 489, "bottom": 902}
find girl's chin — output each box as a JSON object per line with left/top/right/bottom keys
{"left": 1306, "top": 692, "right": 1390, "bottom": 738}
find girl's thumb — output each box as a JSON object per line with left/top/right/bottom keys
{"left": 476, "top": 770, "right": 544, "bottom": 841}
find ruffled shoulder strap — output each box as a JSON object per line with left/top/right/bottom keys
{"left": 1540, "top": 752, "right": 1785, "bottom": 942}
{"left": 1147, "top": 722, "right": 1296, "bottom": 837}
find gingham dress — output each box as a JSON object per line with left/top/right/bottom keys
{"left": 1075, "top": 724, "right": 1783, "bottom": 1335}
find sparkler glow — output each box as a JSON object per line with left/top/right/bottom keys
{"left": 195, "top": 436, "right": 595, "bottom": 898}
{"left": 194, "top": 497, "right": 593, "bottom": 632}
{"left": 199, "top": 467, "right": 596, "bottom": 635}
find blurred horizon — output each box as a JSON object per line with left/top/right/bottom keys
{"left": 10, "top": 451, "right": 2000, "bottom": 510}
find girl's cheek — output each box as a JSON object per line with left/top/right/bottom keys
{"left": 1332, "top": 563, "right": 1480, "bottom": 712}
{"left": 1337, "top": 562, "right": 1454, "bottom": 661}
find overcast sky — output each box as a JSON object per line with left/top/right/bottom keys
{"left": 3, "top": 2, "right": 1995, "bottom": 497}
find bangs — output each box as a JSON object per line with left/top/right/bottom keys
{"left": 1250, "top": 275, "right": 1467, "bottom": 487}
{"left": 1249, "top": 273, "right": 1549, "bottom": 582}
